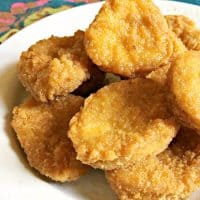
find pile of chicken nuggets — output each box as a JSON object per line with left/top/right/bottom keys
{"left": 11, "top": 0, "right": 200, "bottom": 199}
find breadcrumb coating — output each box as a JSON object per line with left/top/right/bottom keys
{"left": 18, "top": 30, "right": 100, "bottom": 102}
{"left": 106, "top": 128, "right": 200, "bottom": 200}
{"left": 166, "top": 15, "right": 200, "bottom": 51}
{"left": 146, "top": 32, "right": 187, "bottom": 86}
{"left": 181, "top": 30, "right": 200, "bottom": 51}
{"left": 85, "top": 0, "right": 173, "bottom": 77}
{"left": 69, "top": 79, "right": 179, "bottom": 170}
{"left": 166, "top": 15, "right": 196, "bottom": 37}
{"left": 12, "top": 95, "right": 90, "bottom": 182}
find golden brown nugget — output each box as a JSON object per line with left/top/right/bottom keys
{"left": 18, "top": 30, "right": 102, "bottom": 102}
{"left": 106, "top": 128, "right": 200, "bottom": 200}
{"left": 168, "top": 51, "right": 200, "bottom": 134}
{"left": 12, "top": 95, "right": 90, "bottom": 182}
{"left": 69, "top": 79, "right": 179, "bottom": 170}
{"left": 166, "top": 15, "right": 196, "bottom": 37}
{"left": 85, "top": 0, "right": 173, "bottom": 77}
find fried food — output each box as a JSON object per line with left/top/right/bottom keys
{"left": 170, "top": 32, "right": 187, "bottom": 59}
{"left": 166, "top": 15, "right": 200, "bottom": 51}
{"left": 84, "top": 0, "right": 173, "bottom": 77}
{"left": 181, "top": 29, "right": 200, "bottom": 51}
{"left": 106, "top": 128, "right": 200, "bottom": 200}
{"left": 18, "top": 30, "right": 101, "bottom": 102}
{"left": 12, "top": 95, "right": 90, "bottom": 182}
{"left": 168, "top": 51, "right": 200, "bottom": 134}
{"left": 69, "top": 79, "right": 179, "bottom": 170}
{"left": 166, "top": 15, "right": 196, "bottom": 37}
{"left": 146, "top": 33, "right": 186, "bottom": 86}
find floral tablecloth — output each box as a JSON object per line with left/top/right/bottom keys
{"left": 0, "top": 0, "right": 199, "bottom": 44}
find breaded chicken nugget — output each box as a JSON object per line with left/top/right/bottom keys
{"left": 69, "top": 79, "right": 179, "bottom": 170}
{"left": 12, "top": 95, "right": 90, "bottom": 182}
{"left": 168, "top": 51, "right": 200, "bottom": 134}
{"left": 146, "top": 33, "right": 186, "bottom": 86}
{"left": 166, "top": 15, "right": 196, "bottom": 37}
{"left": 85, "top": 0, "right": 173, "bottom": 77}
{"left": 18, "top": 30, "right": 102, "bottom": 102}
{"left": 106, "top": 128, "right": 200, "bottom": 200}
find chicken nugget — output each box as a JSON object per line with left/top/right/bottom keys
{"left": 12, "top": 95, "right": 90, "bottom": 182}
{"left": 106, "top": 128, "right": 200, "bottom": 200}
{"left": 18, "top": 30, "right": 102, "bottom": 102}
{"left": 84, "top": 0, "right": 173, "bottom": 77}
{"left": 168, "top": 51, "right": 200, "bottom": 134}
{"left": 69, "top": 79, "right": 179, "bottom": 170}
{"left": 166, "top": 15, "right": 196, "bottom": 37}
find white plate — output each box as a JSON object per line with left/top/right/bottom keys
{"left": 0, "top": 1, "right": 200, "bottom": 200}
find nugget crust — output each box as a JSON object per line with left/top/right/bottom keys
{"left": 166, "top": 15, "right": 200, "bottom": 51}
{"left": 69, "top": 79, "right": 179, "bottom": 170}
{"left": 146, "top": 33, "right": 186, "bottom": 86}
{"left": 106, "top": 128, "right": 200, "bottom": 200}
{"left": 168, "top": 51, "right": 200, "bottom": 134}
{"left": 12, "top": 95, "right": 90, "bottom": 182}
{"left": 166, "top": 15, "right": 196, "bottom": 37}
{"left": 181, "top": 30, "right": 200, "bottom": 51}
{"left": 85, "top": 0, "right": 173, "bottom": 77}
{"left": 18, "top": 30, "right": 99, "bottom": 102}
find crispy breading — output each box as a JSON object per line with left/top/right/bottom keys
{"left": 106, "top": 128, "right": 200, "bottom": 200}
{"left": 18, "top": 30, "right": 102, "bottom": 102}
{"left": 168, "top": 51, "right": 200, "bottom": 134}
{"left": 146, "top": 33, "right": 186, "bottom": 86}
{"left": 85, "top": 0, "right": 173, "bottom": 77}
{"left": 69, "top": 79, "right": 179, "bottom": 170}
{"left": 12, "top": 95, "right": 90, "bottom": 182}
{"left": 181, "top": 30, "right": 200, "bottom": 51}
{"left": 166, "top": 15, "right": 200, "bottom": 51}
{"left": 166, "top": 15, "right": 196, "bottom": 37}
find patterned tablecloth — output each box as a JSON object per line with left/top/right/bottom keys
{"left": 0, "top": 0, "right": 199, "bottom": 44}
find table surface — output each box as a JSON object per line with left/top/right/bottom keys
{"left": 0, "top": 0, "right": 199, "bottom": 44}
